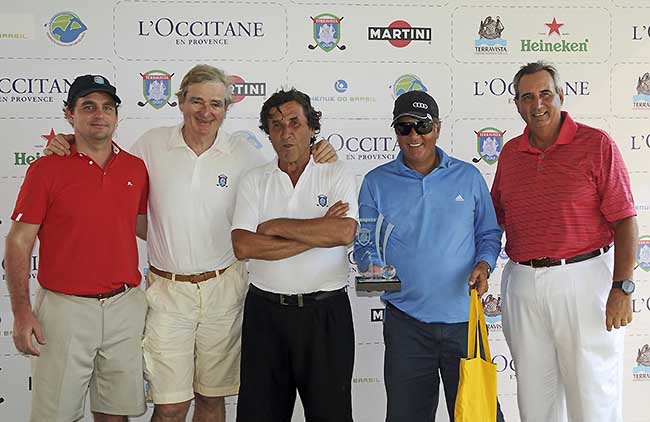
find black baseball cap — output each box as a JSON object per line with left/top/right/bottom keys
{"left": 66, "top": 74, "right": 121, "bottom": 107}
{"left": 391, "top": 90, "right": 439, "bottom": 126}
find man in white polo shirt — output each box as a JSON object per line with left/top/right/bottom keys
{"left": 231, "top": 88, "right": 358, "bottom": 422}
{"left": 44, "top": 66, "right": 337, "bottom": 422}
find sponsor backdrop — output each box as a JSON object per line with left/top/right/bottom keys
{"left": 1, "top": 0, "right": 649, "bottom": 421}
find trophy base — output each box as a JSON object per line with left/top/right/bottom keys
{"left": 355, "top": 276, "right": 401, "bottom": 292}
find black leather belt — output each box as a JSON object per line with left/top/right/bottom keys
{"left": 74, "top": 284, "right": 128, "bottom": 300}
{"left": 517, "top": 244, "right": 612, "bottom": 268}
{"left": 249, "top": 284, "right": 347, "bottom": 307}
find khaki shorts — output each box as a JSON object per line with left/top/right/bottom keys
{"left": 143, "top": 261, "right": 248, "bottom": 404}
{"left": 30, "top": 286, "right": 147, "bottom": 422}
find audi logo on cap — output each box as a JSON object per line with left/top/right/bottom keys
{"left": 412, "top": 101, "right": 428, "bottom": 109}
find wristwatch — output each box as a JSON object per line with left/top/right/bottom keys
{"left": 612, "top": 279, "right": 635, "bottom": 295}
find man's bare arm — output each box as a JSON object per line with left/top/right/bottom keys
{"left": 257, "top": 200, "right": 357, "bottom": 247}
{"left": 606, "top": 216, "right": 639, "bottom": 331}
{"left": 136, "top": 214, "right": 147, "bottom": 240}
{"left": 5, "top": 221, "right": 45, "bottom": 356}
{"left": 231, "top": 229, "right": 313, "bottom": 261}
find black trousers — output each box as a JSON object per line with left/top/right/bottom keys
{"left": 236, "top": 287, "right": 355, "bottom": 422}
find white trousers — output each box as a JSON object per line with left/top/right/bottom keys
{"left": 501, "top": 250, "right": 624, "bottom": 422}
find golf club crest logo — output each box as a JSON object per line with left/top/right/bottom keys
{"left": 475, "top": 15, "right": 507, "bottom": 54}
{"left": 390, "top": 74, "right": 428, "bottom": 98}
{"left": 633, "top": 344, "right": 650, "bottom": 381}
{"left": 217, "top": 174, "right": 228, "bottom": 188}
{"left": 633, "top": 72, "right": 650, "bottom": 109}
{"left": 308, "top": 14, "right": 346, "bottom": 52}
{"left": 636, "top": 236, "right": 650, "bottom": 272}
{"left": 317, "top": 194, "right": 328, "bottom": 207}
{"left": 138, "top": 70, "right": 177, "bottom": 109}
{"left": 482, "top": 294, "right": 502, "bottom": 330}
{"left": 357, "top": 227, "right": 371, "bottom": 247}
{"left": 473, "top": 127, "right": 505, "bottom": 165}
{"left": 46, "top": 11, "right": 87, "bottom": 46}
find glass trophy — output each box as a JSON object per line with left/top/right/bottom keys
{"left": 355, "top": 211, "right": 401, "bottom": 292}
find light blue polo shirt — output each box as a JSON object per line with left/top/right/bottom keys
{"left": 354, "top": 147, "right": 502, "bottom": 323}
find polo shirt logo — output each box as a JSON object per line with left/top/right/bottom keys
{"left": 217, "top": 174, "right": 229, "bottom": 188}
{"left": 455, "top": 194, "right": 464, "bottom": 202}
{"left": 317, "top": 194, "right": 328, "bottom": 207}
{"left": 127, "top": 181, "right": 133, "bottom": 187}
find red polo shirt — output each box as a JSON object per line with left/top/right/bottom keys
{"left": 491, "top": 112, "right": 636, "bottom": 262}
{"left": 11, "top": 144, "right": 148, "bottom": 295}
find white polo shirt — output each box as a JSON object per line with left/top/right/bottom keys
{"left": 232, "top": 159, "right": 358, "bottom": 294}
{"left": 131, "top": 124, "right": 267, "bottom": 274}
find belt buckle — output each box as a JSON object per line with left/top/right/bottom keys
{"left": 279, "top": 294, "right": 289, "bottom": 306}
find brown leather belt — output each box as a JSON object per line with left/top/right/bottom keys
{"left": 149, "top": 265, "right": 228, "bottom": 283}
{"left": 517, "top": 244, "right": 612, "bottom": 268}
{"left": 74, "top": 284, "right": 128, "bottom": 300}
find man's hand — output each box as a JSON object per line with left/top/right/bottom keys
{"left": 43, "top": 133, "right": 74, "bottom": 156}
{"left": 12, "top": 306, "right": 45, "bottom": 356}
{"left": 606, "top": 288, "right": 633, "bottom": 331}
{"left": 324, "top": 200, "right": 349, "bottom": 218}
{"left": 468, "top": 261, "right": 490, "bottom": 297}
{"left": 311, "top": 138, "right": 338, "bottom": 163}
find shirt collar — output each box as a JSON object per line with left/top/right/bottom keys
{"left": 516, "top": 111, "right": 577, "bottom": 152}
{"left": 69, "top": 141, "right": 121, "bottom": 158}
{"left": 169, "top": 123, "right": 234, "bottom": 154}
{"left": 263, "top": 155, "right": 315, "bottom": 176}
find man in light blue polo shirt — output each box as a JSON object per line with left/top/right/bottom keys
{"left": 354, "top": 90, "right": 505, "bottom": 422}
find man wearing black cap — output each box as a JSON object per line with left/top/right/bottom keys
{"left": 354, "top": 90, "right": 505, "bottom": 421}
{"left": 5, "top": 74, "right": 149, "bottom": 422}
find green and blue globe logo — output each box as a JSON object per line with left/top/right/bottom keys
{"left": 391, "top": 74, "right": 428, "bottom": 98}
{"left": 47, "top": 12, "right": 87, "bottom": 46}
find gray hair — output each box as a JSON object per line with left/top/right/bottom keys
{"left": 512, "top": 61, "right": 562, "bottom": 99}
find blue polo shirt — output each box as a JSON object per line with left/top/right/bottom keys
{"left": 354, "top": 147, "right": 502, "bottom": 323}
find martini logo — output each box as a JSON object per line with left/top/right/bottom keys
{"left": 46, "top": 12, "right": 87, "bottom": 46}
{"left": 636, "top": 236, "right": 650, "bottom": 272}
{"left": 370, "top": 308, "right": 384, "bottom": 322}
{"left": 473, "top": 127, "right": 505, "bottom": 165}
{"left": 475, "top": 15, "right": 507, "bottom": 54}
{"left": 390, "top": 74, "right": 428, "bottom": 98}
{"left": 367, "top": 20, "right": 431, "bottom": 48}
{"left": 633, "top": 344, "right": 650, "bottom": 381}
{"left": 14, "top": 129, "right": 52, "bottom": 166}
{"left": 228, "top": 75, "right": 266, "bottom": 104}
{"left": 231, "top": 130, "right": 263, "bottom": 150}
{"left": 308, "top": 14, "right": 346, "bottom": 52}
{"left": 520, "top": 17, "right": 588, "bottom": 53}
{"left": 482, "top": 294, "right": 502, "bottom": 331}
{"left": 633, "top": 72, "right": 650, "bottom": 109}
{"left": 138, "top": 70, "right": 177, "bottom": 109}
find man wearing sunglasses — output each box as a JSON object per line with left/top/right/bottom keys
{"left": 354, "top": 90, "right": 504, "bottom": 421}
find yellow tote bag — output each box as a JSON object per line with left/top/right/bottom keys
{"left": 454, "top": 289, "right": 497, "bottom": 422}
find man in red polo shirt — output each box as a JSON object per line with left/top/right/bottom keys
{"left": 5, "top": 74, "right": 149, "bottom": 422}
{"left": 491, "top": 61, "right": 638, "bottom": 422}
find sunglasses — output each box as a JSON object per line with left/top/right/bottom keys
{"left": 393, "top": 120, "right": 435, "bottom": 136}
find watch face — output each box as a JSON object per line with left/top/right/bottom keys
{"left": 622, "top": 280, "right": 635, "bottom": 295}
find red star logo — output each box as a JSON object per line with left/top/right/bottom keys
{"left": 545, "top": 17, "right": 564, "bottom": 36}
{"left": 41, "top": 128, "right": 57, "bottom": 146}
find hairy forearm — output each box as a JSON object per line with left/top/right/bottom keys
{"left": 232, "top": 229, "right": 313, "bottom": 261}
{"left": 612, "top": 216, "right": 639, "bottom": 281}
{"left": 259, "top": 217, "right": 357, "bottom": 247}
{"left": 5, "top": 238, "right": 35, "bottom": 313}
